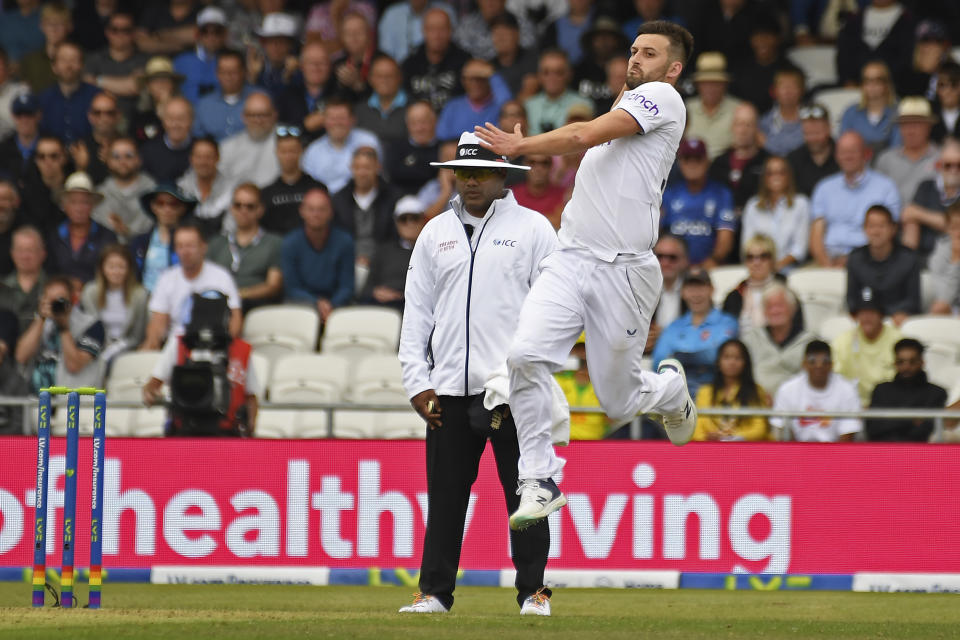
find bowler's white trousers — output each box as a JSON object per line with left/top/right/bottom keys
{"left": 508, "top": 248, "right": 688, "bottom": 480}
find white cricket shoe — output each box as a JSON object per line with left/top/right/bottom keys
{"left": 509, "top": 478, "right": 566, "bottom": 531}
{"left": 656, "top": 358, "right": 697, "bottom": 446}
{"left": 520, "top": 588, "right": 551, "bottom": 616}
{"left": 398, "top": 593, "right": 448, "bottom": 613}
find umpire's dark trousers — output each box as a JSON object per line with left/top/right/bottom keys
{"left": 418, "top": 394, "right": 551, "bottom": 610}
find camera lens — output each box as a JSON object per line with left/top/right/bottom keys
{"left": 51, "top": 298, "right": 69, "bottom": 314}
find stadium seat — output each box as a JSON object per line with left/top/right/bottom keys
{"left": 900, "top": 316, "right": 960, "bottom": 371}
{"left": 709, "top": 265, "right": 747, "bottom": 307}
{"left": 927, "top": 364, "right": 960, "bottom": 393}
{"left": 268, "top": 353, "right": 350, "bottom": 403}
{"left": 243, "top": 305, "right": 320, "bottom": 368}
{"left": 786, "top": 45, "right": 838, "bottom": 90}
{"left": 349, "top": 354, "right": 407, "bottom": 404}
{"left": 332, "top": 409, "right": 425, "bottom": 439}
{"left": 257, "top": 408, "right": 331, "bottom": 438}
{"left": 250, "top": 352, "right": 270, "bottom": 394}
{"left": 321, "top": 306, "right": 402, "bottom": 360}
{"left": 920, "top": 270, "right": 935, "bottom": 312}
{"left": 787, "top": 267, "right": 847, "bottom": 331}
{"left": 817, "top": 314, "right": 855, "bottom": 342}
{"left": 129, "top": 408, "right": 166, "bottom": 437}
{"left": 106, "top": 350, "right": 162, "bottom": 401}
{"left": 812, "top": 87, "right": 860, "bottom": 136}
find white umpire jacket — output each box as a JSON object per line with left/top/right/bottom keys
{"left": 400, "top": 189, "right": 559, "bottom": 399}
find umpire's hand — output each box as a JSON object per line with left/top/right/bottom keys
{"left": 411, "top": 390, "right": 442, "bottom": 429}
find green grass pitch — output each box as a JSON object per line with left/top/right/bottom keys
{"left": 1, "top": 584, "right": 958, "bottom": 639}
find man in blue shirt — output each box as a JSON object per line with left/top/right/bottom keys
{"left": 436, "top": 58, "right": 508, "bottom": 142}
{"left": 652, "top": 266, "right": 739, "bottom": 397}
{"left": 378, "top": 1, "right": 456, "bottom": 63}
{"left": 281, "top": 187, "right": 355, "bottom": 323}
{"left": 38, "top": 42, "right": 100, "bottom": 144}
{"left": 300, "top": 98, "right": 381, "bottom": 193}
{"left": 193, "top": 49, "right": 253, "bottom": 141}
{"left": 173, "top": 6, "right": 227, "bottom": 104}
{"left": 661, "top": 138, "right": 736, "bottom": 268}
{"left": 810, "top": 131, "right": 901, "bottom": 266}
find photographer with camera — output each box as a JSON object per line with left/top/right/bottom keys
{"left": 15, "top": 274, "right": 105, "bottom": 392}
{"left": 142, "top": 290, "right": 260, "bottom": 437}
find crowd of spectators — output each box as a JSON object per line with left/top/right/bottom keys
{"left": 1, "top": 0, "right": 960, "bottom": 441}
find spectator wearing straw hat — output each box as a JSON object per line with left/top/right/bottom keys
{"left": 47, "top": 172, "right": 117, "bottom": 288}
{"left": 874, "top": 96, "right": 939, "bottom": 206}
{"left": 131, "top": 56, "right": 185, "bottom": 143}
{"left": 684, "top": 52, "right": 742, "bottom": 162}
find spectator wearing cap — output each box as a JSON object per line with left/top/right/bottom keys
{"left": 708, "top": 102, "right": 769, "bottom": 211}
{"left": 902, "top": 138, "right": 960, "bottom": 258}
{"left": 685, "top": 52, "right": 742, "bottom": 162}
{"left": 383, "top": 101, "right": 439, "bottom": 197}
{"left": 0, "top": 0, "right": 44, "bottom": 66}
{"left": 866, "top": 337, "right": 947, "bottom": 442}
{"left": 0, "top": 93, "right": 42, "bottom": 180}
{"left": 832, "top": 286, "right": 903, "bottom": 404}
{"left": 173, "top": 6, "right": 227, "bottom": 104}
{"left": 0, "top": 48, "right": 28, "bottom": 141}
{"left": 358, "top": 194, "right": 424, "bottom": 311}
{"left": 218, "top": 92, "right": 280, "bottom": 188}
{"left": 759, "top": 67, "right": 806, "bottom": 157}
{"left": 331, "top": 147, "right": 400, "bottom": 287}
{"left": 276, "top": 41, "right": 336, "bottom": 142}
{"left": 47, "top": 171, "right": 118, "bottom": 288}
{"left": 208, "top": 182, "right": 283, "bottom": 312}
{"left": 524, "top": 49, "right": 592, "bottom": 137}
{"left": 260, "top": 125, "right": 325, "bottom": 236}
{"left": 18, "top": 2, "right": 73, "bottom": 94}
{"left": 511, "top": 154, "right": 565, "bottom": 230}
{"left": 489, "top": 12, "right": 537, "bottom": 102}
{"left": 454, "top": 0, "right": 536, "bottom": 62}
{"left": 402, "top": 8, "right": 470, "bottom": 114}
{"left": 193, "top": 49, "right": 255, "bottom": 141}
{"left": 135, "top": 0, "right": 202, "bottom": 57}
{"left": 662, "top": 138, "right": 736, "bottom": 268}
{"left": 900, "top": 20, "right": 952, "bottom": 99}
{"left": 83, "top": 11, "right": 148, "bottom": 121}
{"left": 38, "top": 41, "right": 101, "bottom": 144}
{"left": 378, "top": 1, "right": 455, "bottom": 64}
{"left": 573, "top": 16, "right": 628, "bottom": 110}
{"left": 836, "top": 0, "right": 915, "bottom": 94}
{"left": 176, "top": 137, "right": 232, "bottom": 237}
{"left": 839, "top": 60, "right": 902, "bottom": 154}
{"left": 91, "top": 136, "right": 156, "bottom": 241}
{"left": 809, "top": 131, "right": 901, "bottom": 267}
{"left": 846, "top": 204, "right": 921, "bottom": 325}
{"left": 0, "top": 225, "right": 46, "bottom": 333}
{"left": 729, "top": 15, "right": 791, "bottom": 115}
{"left": 140, "top": 95, "right": 193, "bottom": 184}
{"left": 248, "top": 13, "right": 300, "bottom": 102}
{"left": 281, "top": 187, "right": 355, "bottom": 323}
{"left": 354, "top": 55, "right": 409, "bottom": 145}
{"left": 786, "top": 103, "right": 839, "bottom": 197}
{"left": 436, "top": 58, "right": 509, "bottom": 142}
{"left": 651, "top": 266, "right": 739, "bottom": 398}
{"left": 875, "top": 97, "right": 940, "bottom": 206}
{"left": 130, "top": 184, "right": 197, "bottom": 292}
{"left": 932, "top": 61, "right": 960, "bottom": 143}
{"left": 131, "top": 56, "right": 185, "bottom": 143}
{"left": 300, "top": 97, "right": 381, "bottom": 194}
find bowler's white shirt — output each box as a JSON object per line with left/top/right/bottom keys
{"left": 558, "top": 81, "right": 685, "bottom": 261}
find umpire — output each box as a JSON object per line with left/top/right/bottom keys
{"left": 398, "top": 131, "right": 558, "bottom": 615}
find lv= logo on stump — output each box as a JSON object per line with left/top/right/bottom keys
{"left": 33, "top": 387, "right": 107, "bottom": 609}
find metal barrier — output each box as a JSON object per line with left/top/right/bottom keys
{"left": 2, "top": 395, "right": 959, "bottom": 441}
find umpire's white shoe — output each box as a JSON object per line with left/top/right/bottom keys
{"left": 509, "top": 478, "right": 566, "bottom": 531}
{"left": 520, "top": 588, "right": 551, "bottom": 616}
{"left": 656, "top": 358, "right": 697, "bottom": 446}
{"left": 398, "top": 593, "right": 448, "bottom": 613}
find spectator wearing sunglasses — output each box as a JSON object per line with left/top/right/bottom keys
{"left": 83, "top": 11, "right": 148, "bottom": 121}
{"left": 217, "top": 92, "right": 280, "bottom": 188}
{"left": 172, "top": 7, "right": 228, "bottom": 104}
{"left": 646, "top": 234, "right": 689, "bottom": 356}
{"left": 261, "top": 125, "right": 326, "bottom": 236}
{"left": 91, "top": 137, "right": 156, "bottom": 241}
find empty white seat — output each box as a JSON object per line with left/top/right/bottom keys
{"left": 249, "top": 352, "right": 270, "bottom": 393}
{"left": 107, "top": 350, "right": 162, "bottom": 401}
{"left": 269, "top": 353, "right": 350, "bottom": 403}
{"left": 920, "top": 270, "right": 936, "bottom": 313}
{"left": 709, "top": 265, "right": 747, "bottom": 307}
{"left": 129, "top": 408, "right": 166, "bottom": 437}
{"left": 787, "top": 267, "right": 847, "bottom": 302}
{"left": 927, "top": 364, "right": 960, "bottom": 393}
{"left": 51, "top": 402, "right": 96, "bottom": 436}
{"left": 900, "top": 316, "right": 960, "bottom": 350}
{"left": 812, "top": 87, "right": 860, "bottom": 136}
{"left": 243, "top": 305, "right": 320, "bottom": 366}
{"left": 332, "top": 409, "right": 425, "bottom": 439}
{"left": 816, "top": 314, "right": 855, "bottom": 342}
{"left": 349, "top": 354, "right": 406, "bottom": 403}
{"left": 321, "top": 306, "right": 401, "bottom": 359}
{"left": 104, "top": 407, "right": 137, "bottom": 437}
{"left": 256, "top": 408, "right": 330, "bottom": 438}
{"left": 786, "top": 45, "right": 837, "bottom": 89}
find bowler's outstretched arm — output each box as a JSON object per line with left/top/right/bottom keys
{"left": 474, "top": 108, "right": 641, "bottom": 158}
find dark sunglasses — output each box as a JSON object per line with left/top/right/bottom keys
{"left": 453, "top": 168, "right": 499, "bottom": 181}
{"left": 232, "top": 201, "right": 259, "bottom": 210}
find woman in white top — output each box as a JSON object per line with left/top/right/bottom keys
{"left": 81, "top": 245, "right": 149, "bottom": 366}
{"left": 722, "top": 234, "right": 801, "bottom": 333}
{"left": 741, "top": 155, "right": 810, "bottom": 271}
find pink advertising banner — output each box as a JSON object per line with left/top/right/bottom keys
{"left": 1, "top": 437, "right": 958, "bottom": 574}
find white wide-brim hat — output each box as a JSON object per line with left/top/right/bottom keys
{"left": 430, "top": 132, "right": 530, "bottom": 171}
